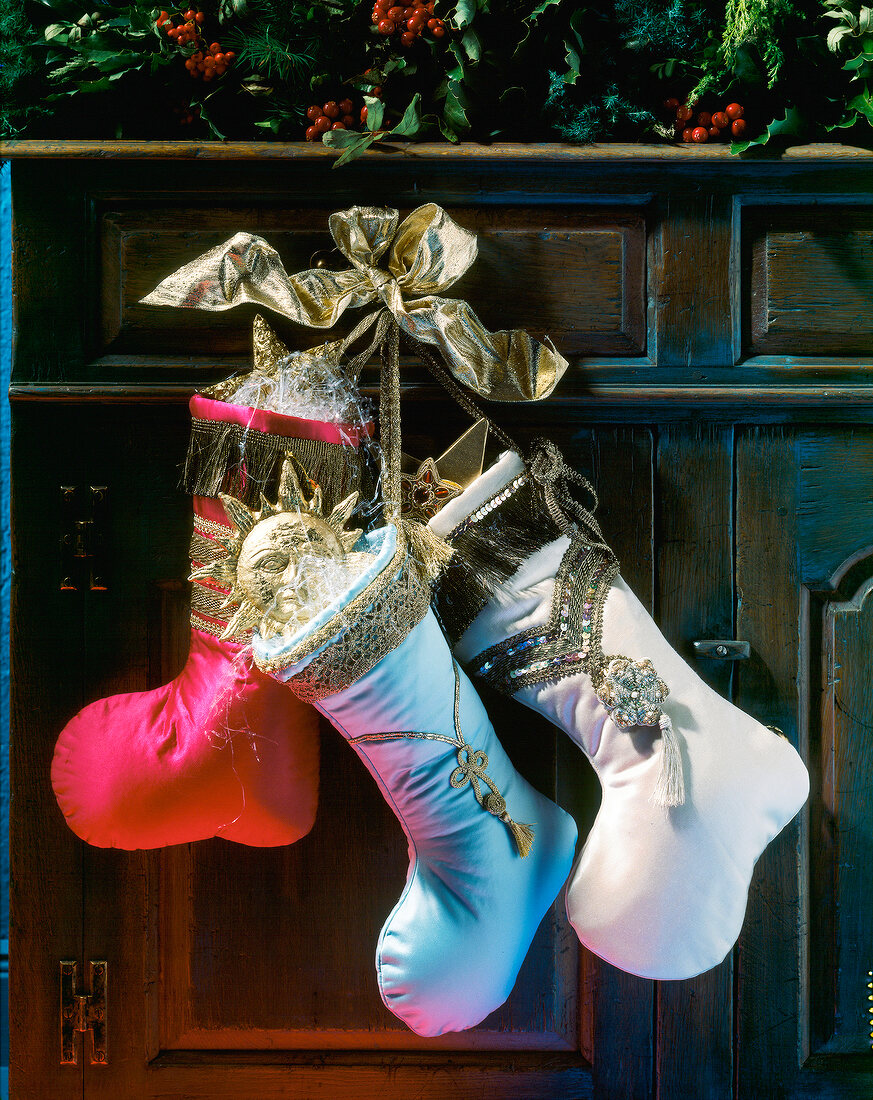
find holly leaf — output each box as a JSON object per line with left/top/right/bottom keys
{"left": 525, "top": 0, "right": 563, "bottom": 23}
{"left": 323, "top": 128, "right": 378, "bottom": 167}
{"left": 451, "top": 0, "right": 478, "bottom": 30}
{"left": 390, "top": 92, "right": 422, "bottom": 137}
{"left": 363, "top": 94, "right": 384, "bottom": 132}
{"left": 461, "top": 27, "right": 481, "bottom": 61}
{"left": 444, "top": 76, "right": 471, "bottom": 132}
{"left": 731, "top": 106, "right": 806, "bottom": 153}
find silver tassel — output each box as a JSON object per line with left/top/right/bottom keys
{"left": 651, "top": 712, "right": 686, "bottom": 808}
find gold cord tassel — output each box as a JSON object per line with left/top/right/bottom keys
{"left": 651, "top": 713, "right": 686, "bottom": 808}
{"left": 404, "top": 519, "right": 456, "bottom": 584}
{"left": 503, "top": 815, "right": 535, "bottom": 858}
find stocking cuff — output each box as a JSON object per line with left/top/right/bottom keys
{"left": 252, "top": 526, "right": 431, "bottom": 699}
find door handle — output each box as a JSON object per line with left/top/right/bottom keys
{"left": 692, "top": 639, "right": 750, "bottom": 660}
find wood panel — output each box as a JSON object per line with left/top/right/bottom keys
{"left": 654, "top": 425, "right": 734, "bottom": 1100}
{"left": 650, "top": 194, "right": 735, "bottom": 368}
{"left": 735, "top": 428, "right": 806, "bottom": 1099}
{"left": 580, "top": 426, "right": 657, "bottom": 1100}
{"left": 100, "top": 206, "right": 646, "bottom": 360}
{"left": 746, "top": 208, "right": 873, "bottom": 357}
{"left": 9, "top": 405, "right": 89, "bottom": 1099}
{"left": 817, "top": 571, "right": 873, "bottom": 1055}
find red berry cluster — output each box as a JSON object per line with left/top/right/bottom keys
{"left": 665, "top": 98, "right": 746, "bottom": 143}
{"left": 370, "top": 0, "right": 445, "bottom": 47}
{"left": 156, "top": 9, "right": 235, "bottom": 80}
{"left": 305, "top": 98, "right": 357, "bottom": 141}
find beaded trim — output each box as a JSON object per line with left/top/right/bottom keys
{"left": 446, "top": 472, "right": 529, "bottom": 541}
{"left": 278, "top": 553, "right": 431, "bottom": 701}
{"left": 346, "top": 661, "right": 534, "bottom": 857}
{"left": 471, "top": 538, "right": 619, "bottom": 695}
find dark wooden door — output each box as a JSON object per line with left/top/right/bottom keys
{"left": 6, "top": 144, "right": 873, "bottom": 1099}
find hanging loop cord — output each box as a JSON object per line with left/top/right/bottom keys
{"left": 400, "top": 331, "right": 520, "bottom": 454}
{"left": 526, "top": 438, "right": 613, "bottom": 553}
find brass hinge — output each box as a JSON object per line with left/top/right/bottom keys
{"left": 60, "top": 960, "right": 107, "bottom": 1066}
{"left": 60, "top": 485, "right": 109, "bottom": 592}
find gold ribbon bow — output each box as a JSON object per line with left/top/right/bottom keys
{"left": 140, "top": 203, "right": 568, "bottom": 403}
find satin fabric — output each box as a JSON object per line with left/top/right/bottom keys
{"left": 52, "top": 629, "right": 320, "bottom": 850}
{"left": 432, "top": 453, "right": 810, "bottom": 981}
{"left": 259, "top": 588, "right": 577, "bottom": 1036}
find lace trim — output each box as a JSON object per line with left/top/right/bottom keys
{"left": 348, "top": 662, "right": 534, "bottom": 857}
{"left": 278, "top": 554, "right": 431, "bottom": 699}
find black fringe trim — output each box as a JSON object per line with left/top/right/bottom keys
{"left": 182, "top": 418, "right": 364, "bottom": 511}
{"left": 434, "top": 478, "right": 561, "bottom": 644}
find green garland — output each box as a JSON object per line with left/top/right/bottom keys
{"left": 0, "top": 0, "right": 869, "bottom": 159}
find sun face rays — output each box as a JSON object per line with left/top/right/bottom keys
{"left": 189, "top": 455, "right": 363, "bottom": 641}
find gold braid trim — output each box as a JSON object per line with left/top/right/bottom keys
{"left": 256, "top": 541, "right": 427, "bottom": 679}
{"left": 189, "top": 530, "right": 227, "bottom": 568}
{"left": 190, "top": 608, "right": 251, "bottom": 644}
{"left": 348, "top": 662, "right": 534, "bottom": 857}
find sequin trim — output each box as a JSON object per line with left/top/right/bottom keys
{"left": 472, "top": 538, "right": 619, "bottom": 695}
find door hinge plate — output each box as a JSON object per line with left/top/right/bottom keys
{"left": 60, "top": 960, "right": 107, "bottom": 1066}
{"left": 60, "top": 485, "right": 109, "bottom": 592}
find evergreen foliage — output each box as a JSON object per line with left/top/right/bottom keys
{"left": 0, "top": 0, "right": 869, "bottom": 159}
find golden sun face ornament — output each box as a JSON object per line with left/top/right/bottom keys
{"left": 190, "top": 458, "right": 362, "bottom": 641}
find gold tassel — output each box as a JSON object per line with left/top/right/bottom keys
{"left": 502, "top": 815, "right": 535, "bottom": 858}
{"left": 651, "top": 713, "right": 686, "bottom": 808}
{"left": 404, "top": 519, "right": 456, "bottom": 584}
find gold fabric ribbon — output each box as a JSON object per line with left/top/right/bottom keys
{"left": 140, "top": 203, "right": 568, "bottom": 403}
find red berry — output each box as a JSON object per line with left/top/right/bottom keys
{"left": 339, "top": 98, "right": 353, "bottom": 114}
{"left": 401, "top": 29, "right": 416, "bottom": 44}
{"left": 725, "top": 102, "right": 743, "bottom": 119}
{"left": 681, "top": 127, "right": 694, "bottom": 142}
{"left": 195, "top": 11, "right": 205, "bottom": 22}
{"left": 691, "top": 126, "right": 708, "bottom": 143}
{"left": 696, "top": 111, "right": 711, "bottom": 128}
{"left": 676, "top": 105, "right": 693, "bottom": 122}
{"left": 361, "top": 105, "right": 368, "bottom": 123}
{"left": 306, "top": 105, "right": 321, "bottom": 121}
{"left": 314, "top": 115, "right": 331, "bottom": 133}
{"left": 202, "top": 70, "right": 214, "bottom": 81}
{"left": 708, "top": 126, "right": 720, "bottom": 138}
{"left": 664, "top": 97, "right": 679, "bottom": 110}
{"left": 342, "top": 114, "right": 355, "bottom": 127}
{"left": 431, "top": 22, "right": 445, "bottom": 35}
{"left": 388, "top": 6, "right": 404, "bottom": 18}
{"left": 408, "top": 14, "right": 425, "bottom": 29}
{"left": 224, "top": 50, "right": 235, "bottom": 60}
{"left": 305, "top": 125, "right": 318, "bottom": 141}
{"left": 209, "top": 41, "right": 220, "bottom": 53}
{"left": 158, "top": 9, "right": 169, "bottom": 19}
{"left": 372, "top": 10, "right": 380, "bottom": 21}
{"left": 184, "top": 9, "right": 195, "bottom": 18}
{"left": 378, "top": 18, "right": 394, "bottom": 33}
{"left": 731, "top": 118, "right": 747, "bottom": 137}
{"left": 371, "top": 85, "right": 382, "bottom": 97}
{"left": 323, "top": 101, "right": 340, "bottom": 119}
{"left": 331, "top": 121, "right": 346, "bottom": 130}
{"left": 711, "top": 111, "right": 728, "bottom": 129}
{"left": 427, "top": 17, "right": 439, "bottom": 28}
